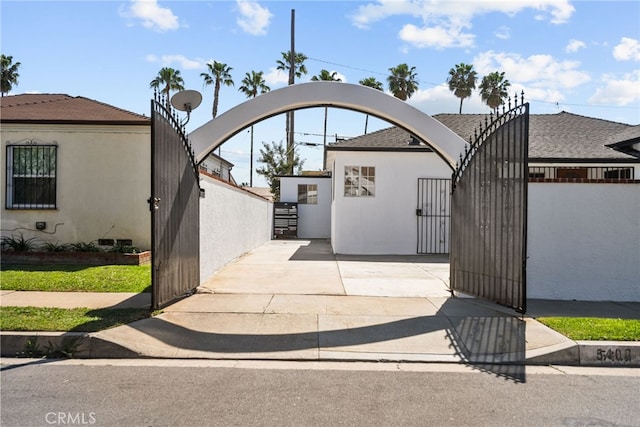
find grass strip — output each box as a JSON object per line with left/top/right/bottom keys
{"left": 536, "top": 317, "right": 640, "bottom": 341}
{"left": 0, "top": 264, "right": 151, "bottom": 293}
{"left": 0, "top": 306, "right": 153, "bottom": 332}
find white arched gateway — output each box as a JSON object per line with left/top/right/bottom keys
{"left": 189, "top": 81, "right": 467, "bottom": 168}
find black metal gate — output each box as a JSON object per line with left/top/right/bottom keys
{"left": 150, "top": 96, "right": 200, "bottom": 309}
{"left": 450, "top": 96, "right": 529, "bottom": 313}
{"left": 416, "top": 178, "right": 451, "bottom": 254}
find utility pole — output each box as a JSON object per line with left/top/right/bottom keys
{"left": 287, "top": 9, "right": 295, "bottom": 174}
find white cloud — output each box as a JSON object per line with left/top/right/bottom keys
{"left": 495, "top": 26, "right": 510, "bottom": 40}
{"left": 263, "top": 68, "right": 289, "bottom": 86}
{"left": 474, "top": 51, "right": 590, "bottom": 89}
{"left": 589, "top": 70, "right": 640, "bottom": 106}
{"left": 146, "top": 54, "right": 203, "bottom": 70}
{"left": 120, "top": 0, "right": 180, "bottom": 32}
{"left": 236, "top": 0, "right": 272, "bottom": 36}
{"left": 351, "top": 0, "right": 574, "bottom": 49}
{"left": 613, "top": 37, "right": 640, "bottom": 61}
{"left": 399, "top": 23, "right": 474, "bottom": 49}
{"left": 566, "top": 39, "right": 585, "bottom": 53}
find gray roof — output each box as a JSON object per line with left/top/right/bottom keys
{"left": 327, "top": 126, "right": 433, "bottom": 151}
{"left": 329, "top": 112, "right": 638, "bottom": 161}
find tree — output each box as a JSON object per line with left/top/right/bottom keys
{"left": 239, "top": 71, "right": 270, "bottom": 187}
{"left": 447, "top": 63, "right": 477, "bottom": 114}
{"left": 201, "top": 60, "right": 234, "bottom": 118}
{"left": 149, "top": 67, "right": 185, "bottom": 109}
{"left": 387, "top": 63, "right": 418, "bottom": 101}
{"left": 479, "top": 71, "right": 511, "bottom": 113}
{"left": 276, "top": 51, "right": 308, "bottom": 173}
{"left": 311, "top": 70, "right": 341, "bottom": 169}
{"left": 256, "top": 140, "right": 304, "bottom": 201}
{"left": 359, "top": 77, "right": 384, "bottom": 134}
{"left": 1, "top": 54, "right": 21, "bottom": 97}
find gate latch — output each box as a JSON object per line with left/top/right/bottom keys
{"left": 416, "top": 208, "right": 423, "bottom": 216}
{"left": 147, "top": 197, "right": 161, "bottom": 211}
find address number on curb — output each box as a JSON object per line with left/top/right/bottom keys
{"left": 596, "top": 348, "right": 633, "bottom": 363}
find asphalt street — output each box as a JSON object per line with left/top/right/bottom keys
{"left": 1, "top": 359, "right": 639, "bottom": 426}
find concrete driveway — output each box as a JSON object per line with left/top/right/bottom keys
{"left": 92, "top": 239, "right": 574, "bottom": 370}
{"left": 198, "top": 239, "right": 451, "bottom": 298}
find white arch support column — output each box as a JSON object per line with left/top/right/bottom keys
{"left": 190, "top": 81, "right": 467, "bottom": 168}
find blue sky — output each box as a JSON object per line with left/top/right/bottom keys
{"left": 2, "top": 0, "right": 639, "bottom": 186}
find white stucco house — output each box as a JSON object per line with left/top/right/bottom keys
{"left": 1, "top": 94, "right": 152, "bottom": 249}
{"left": 279, "top": 111, "right": 639, "bottom": 301}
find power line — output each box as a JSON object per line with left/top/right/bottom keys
{"left": 307, "top": 56, "right": 640, "bottom": 112}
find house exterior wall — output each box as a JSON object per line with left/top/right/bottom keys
{"left": 279, "top": 176, "right": 331, "bottom": 238}
{"left": 528, "top": 182, "right": 640, "bottom": 301}
{"left": 331, "top": 150, "right": 452, "bottom": 255}
{"left": 1, "top": 123, "right": 151, "bottom": 249}
{"left": 199, "top": 174, "right": 273, "bottom": 282}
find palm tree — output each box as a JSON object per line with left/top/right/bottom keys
{"left": 149, "top": 67, "right": 185, "bottom": 109}
{"left": 447, "top": 63, "right": 477, "bottom": 114}
{"left": 201, "top": 60, "right": 234, "bottom": 118}
{"left": 239, "top": 71, "right": 270, "bottom": 187}
{"left": 311, "top": 70, "right": 341, "bottom": 169}
{"left": 359, "top": 77, "right": 384, "bottom": 134}
{"left": 387, "top": 63, "right": 418, "bottom": 101}
{"left": 1, "top": 55, "right": 21, "bottom": 97}
{"left": 276, "top": 51, "right": 308, "bottom": 173}
{"left": 479, "top": 71, "right": 511, "bottom": 113}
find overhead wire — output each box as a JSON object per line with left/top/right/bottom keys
{"left": 307, "top": 56, "right": 640, "bottom": 112}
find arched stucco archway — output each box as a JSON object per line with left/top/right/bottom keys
{"left": 189, "top": 81, "right": 468, "bottom": 168}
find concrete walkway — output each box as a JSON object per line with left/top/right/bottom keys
{"left": 2, "top": 240, "right": 639, "bottom": 367}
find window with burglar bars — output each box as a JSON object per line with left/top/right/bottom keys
{"left": 297, "top": 184, "right": 318, "bottom": 204}
{"left": 344, "top": 166, "right": 375, "bottom": 197}
{"left": 6, "top": 144, "right": 57, "bottom": 209}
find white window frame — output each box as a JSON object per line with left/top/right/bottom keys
{"left": 344, "top": 166, "right": 375, "bottom": 197}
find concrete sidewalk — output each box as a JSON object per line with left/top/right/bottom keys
{"left": 1, "top": 240, "right": 639, "bottom": 367}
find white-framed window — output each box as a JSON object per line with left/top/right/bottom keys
{"left": 298, "top": 184, "right": 318, "bottom": 204}
{"left": 6, "top": 144, "right": 57, "bottom": 209}
{"left": 344, "top": 166, "right": 375, "bottom": 197}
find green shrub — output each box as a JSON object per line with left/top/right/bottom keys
{"left": 108, "top": 244, "right": 139, "bottom": 254}
{"left": 1, "top": 234, "right": 39, "bottom": 252}
{"left": 69, "top": 241, "right": 103, "bottom": 252}
{"left": 42, "top": 241, "right": 71, "bottom": 252}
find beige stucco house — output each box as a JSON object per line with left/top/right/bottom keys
{"left": 1, "top": 94, "right": 151, "bottom": 250}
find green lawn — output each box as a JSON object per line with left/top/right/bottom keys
{"left": 0, "top": 306, "right": 154, "bottom": 332}
{"left": 0, "top": 264, "right": 151, "bottom": 293}
{"left": 536, "top": 317, "right": 640, "bottom": 341}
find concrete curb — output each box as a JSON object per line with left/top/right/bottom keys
{"left": 0, "top": 332, "right": 141, "bottom": 359}
{"left": 2, "top": 331, "right": 638, "bottom": 366}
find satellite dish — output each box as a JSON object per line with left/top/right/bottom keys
{"left": 170, "top": 90, "right": 202, "bottom": 125}
{"left": 171, "top": 89, "right": 202, "bottom": 113}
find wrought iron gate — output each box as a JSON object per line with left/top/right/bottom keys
{"left": 150, "top": 96, "right": 200, "bottom": 309}
{"left": 450, "top": 96, "right": 529, "bottom": 313}
{"left": 416, "top": 178, "right": 451, "bottom": 254}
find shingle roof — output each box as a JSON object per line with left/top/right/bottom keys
{"left": 328, "top": 112, "right": 637, "bottom": 161}
{"left": 0, "top": 94, "right": 150, "bottom": 125}
{"left": 327, "top": 126, "right": 433, "bottom": 151}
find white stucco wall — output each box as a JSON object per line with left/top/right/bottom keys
{"left": 528, "top": 183, "right": 640, "bottom": 301}
{"left": 331, "top": 151, "right": 452, "bottom": 255}
{"left": 199, "top": 174, "right": 273, "bottom": 282}
{"left": 279, "top": 176, "right": 331, "bottom": 238}
{"left": 1, "top": 124, "right": 151, "bottom": 249}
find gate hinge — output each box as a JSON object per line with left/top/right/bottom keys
{"left": 147, "top": 197, "right": 161, "bottom": 211}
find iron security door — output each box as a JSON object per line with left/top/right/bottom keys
{"left": 150, "top": 96, "right": 200, "bottom": 309}
{"left": 450, "top": 97, "right": 529, "bottom": 313}
{"left": 417, "top": 178, "right": 451, "bottom": 254}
